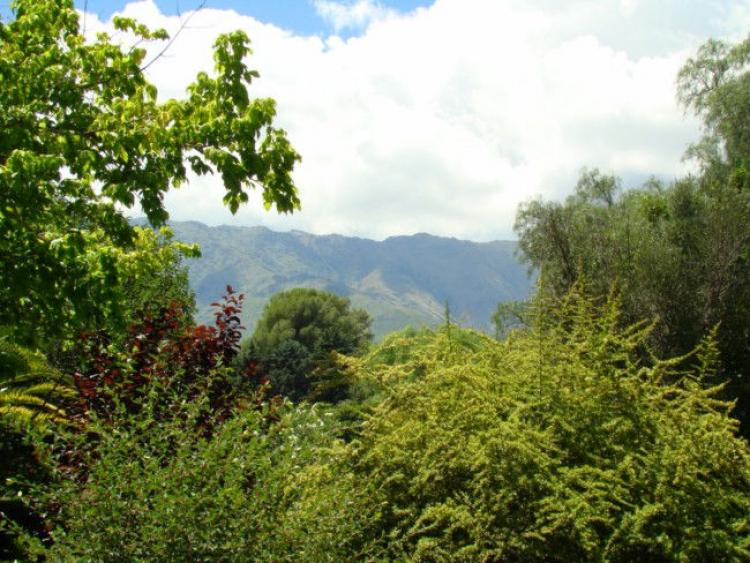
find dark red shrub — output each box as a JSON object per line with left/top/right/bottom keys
{"left": 73, "top": 286, "right": 258, "bottom": 424}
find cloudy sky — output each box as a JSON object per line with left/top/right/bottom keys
{"left": 76, "top": 0, "right": 750, "bottom": 241}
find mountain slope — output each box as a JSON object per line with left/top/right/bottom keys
{"left": 168, "top": 221, "right": 533, "bottom": 338}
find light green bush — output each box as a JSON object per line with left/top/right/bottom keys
{"left": 294, "top": 287, "right": 750, "bottom": 561}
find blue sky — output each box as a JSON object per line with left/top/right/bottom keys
{"left": 71, "top": 0, "right": 433, "bottom": 36}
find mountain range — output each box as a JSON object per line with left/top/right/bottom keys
{"left": 166, "top": 221, "right": 534, "bottom": 339}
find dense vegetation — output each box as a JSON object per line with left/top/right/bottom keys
{"left": 2, "top": 1, "right": 750, "bottom": 561}
{"left": 28, "top": 291, "right": 750, "bottom": 561}
{"left": 513, "top": 40, "right": 750, "bottom": 435}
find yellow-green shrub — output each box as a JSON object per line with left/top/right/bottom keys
{"left": 293, "top": 287, "right": 750, "bottom": 561}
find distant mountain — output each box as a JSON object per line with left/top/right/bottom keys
{"left": 165, "top": 221, "right": 533, "bottom": 339}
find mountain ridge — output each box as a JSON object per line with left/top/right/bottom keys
{"left": 153, "top": 220, "right": 533, "bottom": 338}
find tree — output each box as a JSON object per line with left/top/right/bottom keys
{"left": 242, "top": 288, "right": 372, "bottom": 401}
{"left": 250, "top": 288, "right": 373, "bottom": 360}
{"left": 515, "top": 33, "right": 750, "bottom": 436}
{"left": 514, "top": 169, "right": 625, "bottom": 298}
{"left": 677, "top": 34, "right": 750, "bottom": 178}
{"left": 0, "top": 0, "right": 300, "bottom": 343}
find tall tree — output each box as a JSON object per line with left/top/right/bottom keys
{"left": 0, "top": 0, "right": 300, "bottom": 343}
{"left": 678, "top": 34, "right": 750, "bottom": 179}
{"left": 515, "top": 33, "right": 750, "bottom": 435}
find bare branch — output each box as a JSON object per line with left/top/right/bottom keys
{"left": 140, "top": 0, "right": 207, "bottom": 73}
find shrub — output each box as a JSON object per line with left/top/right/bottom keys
{"left": 291, "top": 287, "right": 750, "bottom": 561}
{"left": 72, "top": 286, "right": 249, "bottom": 426}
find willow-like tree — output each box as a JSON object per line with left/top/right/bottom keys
{"left": 0, "top": 0, "right": 300, "bottom": 343}
{"left": 514, "top": 33, "right": 750, "bottom": 435}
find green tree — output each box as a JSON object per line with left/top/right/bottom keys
{"left": 514, "top": 169, "right": 626, "bottom": 298}
{"left": 515, "top": 34, "right": 750, "bottom": 435}
{"left": 243, "top": 288, "right": 372, "bottom": 401}
{"left": 0, "top": 0, "right": 300, "bottom": 343}
{"left": 677, "top": 34, "right": 750, "bottom": 178}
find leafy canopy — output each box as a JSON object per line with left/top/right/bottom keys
{"left": 251, "top": 288, "right": 372, "bottom": 358}
{"left": 678, "top": 33, "right": 750, "bottom": 176}
{"left": 514, "top": 33, "right": 750, "bottom": 436}
{"left": 0, "top": 0, "right": 300, "bottom": 342}
{"left": 243, "top": 288, "right": 372, "bottom": 401}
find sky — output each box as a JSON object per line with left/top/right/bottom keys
{"left": 66, "top": 1, "right": 750, "bottom": 240}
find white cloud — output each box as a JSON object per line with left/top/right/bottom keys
{"left": 83, "top": 0, "right": 742, "bottom": 241}
{"left": 313, "top": 0, "right": 394, "bottom": 32}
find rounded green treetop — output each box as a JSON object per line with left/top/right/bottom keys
{"left": 244, "top": 288, "right": 372, "bottom": 401}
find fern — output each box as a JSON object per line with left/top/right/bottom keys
{"left": 0, "top": 338, "right": 75, "bottom": 430}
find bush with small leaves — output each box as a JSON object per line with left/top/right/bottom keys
{"left": 288, "top": 285, "right": 750, "bottom": 561}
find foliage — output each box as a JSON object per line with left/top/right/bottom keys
{"left": 677, "top": 33, "right": 750, "bottom": 175}
{"left": 256, "top": 339, "right": 312, "bottom": 402}
{"left": 0, "top": 338, "right": 75, "bottom": 430}
{"left": 0, "top": 338, "right": 74, "bottom": 559}
{"left": 46, "top": 399, "right": 345, "bottom": 561}
{"left": 0, "top": 0, "right": 299, "bottom": 343}
{"left": 45, "top": 226, "right": 200, "bottom": 375}
{"left": 118, "top": 226, "right": 199, "bottom": 328}
{"left": 0, "top": 426, "right": 56, "bottom": 560}
{"left": 28, "top": 291, "right": 750, "bottom": 561}
{"left": 515, "top": 167, "right": 750, "bottom": 432}
{"left": 250, "top": 288, "right": 373, "bottom": 359}
{"left": 241, "top": 288, "right": 373, "bottom": 401}
{"left": 286, "top": 286, "right": 750, "bottom": 561}
{"left": 73, "top": 286, "right": 249, "bottom": 425}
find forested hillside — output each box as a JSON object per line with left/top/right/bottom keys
{"left": 163, "top": 220, "right": 531, "bottom": 337}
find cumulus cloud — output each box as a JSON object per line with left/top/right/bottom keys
{"left": 81, "top": 0, "right": 743, "bottom": 241}
{"left": 313, "top": 0, "right": 394, "bottom": 32}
